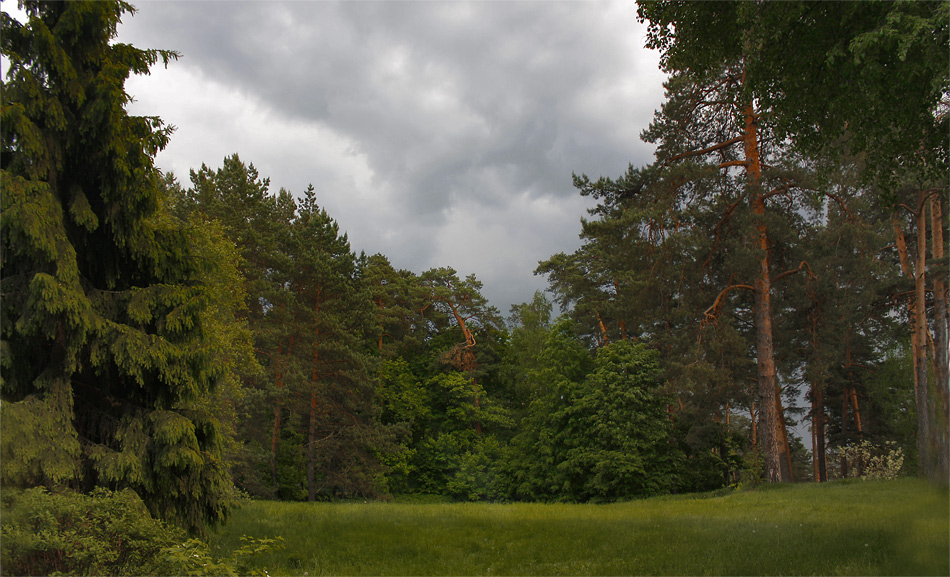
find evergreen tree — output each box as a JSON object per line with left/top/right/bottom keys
{"left": 185, "top": 154, "right": 299, "bottom": 497}
{"left": 1, "top": 1, "right": 236, "bottom": 532}
{"left": 293, "top": 185, "right": 383, "bottom": 501}
{"left": 637, "top": 0, "right": 949, "bottom": 483}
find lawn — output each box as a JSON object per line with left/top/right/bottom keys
{"left": 209, "top": 478, "right": 949, "bottom": 576}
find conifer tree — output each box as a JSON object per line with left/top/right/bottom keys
{"left": 1, "top": 0, "right": 236, "bottom": 532}
{"left": 293, "top": 185, "right": 381, "bottom": 501}
{"left": 637, "top": 0, "right": 949, "bottom": 483}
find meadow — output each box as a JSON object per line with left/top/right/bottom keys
{"left": 210, "top": 479, "right": 949, "bottom": 576}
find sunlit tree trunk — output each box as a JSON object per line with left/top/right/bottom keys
{"left": 745, "top": 100, "right": 793, "bottom": 483}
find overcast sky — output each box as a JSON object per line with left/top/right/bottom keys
{"left": 14, "top": 1, "right": 669, "bottom": 314}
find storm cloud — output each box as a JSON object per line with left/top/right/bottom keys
{"left": 116, "top": 0, "right": 666, "bottom": 312}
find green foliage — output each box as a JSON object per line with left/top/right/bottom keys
{"left": 183, "top": 157, "right": 389, "bottom": 502}
{"left": 377, "top": 357, "right": 430, "bottom": 435}
{"left": 553, "top": 340, "right": 675, "bottom": 501}
{"left": 502, "top": 291, "right": 554, "bottom": 407}
{"left": 839, "top": 440, "right": 906, "bottom": 481}
{"left": 162, "top": 535, "right": 285, "bottom": 577}
{"left": 1, "top": 0, "right": 238, "bottom": 533}
{"left": 0, "top": 487, "right": 283, "bottom": 577}
{"left": 444, "top": 436, "right": 511, "bottom": 502}
{"left": 637, "top": 0, "right": 949, "bottom": 185}
{"left": 273, "top": 415, "right": 308, "bottom": 502}
{"left": 510, "top": 323, "right": 675, "bottom": 502}
{"left": 0, "top": 487, "right": 179, "bottom": 576}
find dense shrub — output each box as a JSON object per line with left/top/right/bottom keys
{"left": 0, "top": 487, "right": 180, "bottom": 576}
{"left": 839, "top": 440, "right": 905, "bottom": 480}
{"left": 0, "top": 487, "right": 283, "bottom": 576}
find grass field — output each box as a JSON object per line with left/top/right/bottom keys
{"left": 209, "top": 479, "right": 949, "bottom": 576}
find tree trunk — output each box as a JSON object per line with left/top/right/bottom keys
{"left": 914, "top": 190, "right": 933, "bottom": 478}
{"left": 308, "top": 390, "right": 318, "bottom": 502}
{"left": 893, "top": 217, "right": 927, "bottom": 472}
{"left": 308, "top": 295, "right": 321, "bottom": 502}
{"left": 750, "top": 390, "right": 757, "bottom": 453}
{"left": 930, "top": 195, "right": 950, "bottom": 481}
{"left": 811, "top": 383, "right": 827, "bottom": 482}
{"left": 596, "top": 311, "right": 610, "bottom": 346}
{"left": 848, "top": 385, "right": 864, "bottom": 434}
{"left": 270, "top": 341, "right": 287, "bottom": 487}
{"left": 840, "top": 389, "right": 850, "bottom": 478}
{"left": 745, "top": 100, "right": 792, "bottom": 483}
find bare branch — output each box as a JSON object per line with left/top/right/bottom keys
{"left": 702, "top": 282, "right": 755, "bottom": 326}
{"left": 665, "top": 136, "right": 744, "bottom": 165}
{"left": 774, "top": 261, "right": 816, "bottom": 284}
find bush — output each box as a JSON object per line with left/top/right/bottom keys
{"left": 839, "top": 440, "right": 905, "bottom": 480}
{"left": 0, "top": 487, "right": 180, "bottom": 576}
{"left": 0, "top": 487, "right": 283, "bottom": 576}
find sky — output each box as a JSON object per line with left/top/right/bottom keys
{"left": 9, "top": 0, "right": 669, "bottom": 315}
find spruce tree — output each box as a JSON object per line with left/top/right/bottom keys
{"left": 1, "top": 1, "right": 235, "bottom": 532}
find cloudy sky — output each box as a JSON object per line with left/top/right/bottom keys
{"left": 23, "top": 1, "right": 670, "bottom": 313}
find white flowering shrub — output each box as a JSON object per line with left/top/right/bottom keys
{"left": 839, "top": 440, "right": 905, "bottom": 480}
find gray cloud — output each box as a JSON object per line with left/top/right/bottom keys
{"left": 117, "top": 0, "right": 666, "bottom": 311}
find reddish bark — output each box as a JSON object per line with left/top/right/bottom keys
{"left": 596, "top": 311, "right": 610, "bottom": 346}
{"left": 745, "top": 100, "right": 793, "bottom": 483}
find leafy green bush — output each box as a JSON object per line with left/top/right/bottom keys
{"left": 839, "top": 440, "right": 905, "bottom": 480}
{"left": 0, "top": 487, "right": 284, "bottom": 576}
{"left": 0, "top": 487, "right": 179, "bottom": 576}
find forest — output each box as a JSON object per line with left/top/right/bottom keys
{"left": 0, "top": 1, "right": 948, "bottom": 573}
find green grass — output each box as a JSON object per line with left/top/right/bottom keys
{"left": 209, "top": 478, "right": 949, "bottom": 576}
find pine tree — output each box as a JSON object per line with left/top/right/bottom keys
{"left": 293, "top": 185, "right": 381, "bottom": 501}
{"left": 1, "top": 1, "right": 236, "bottom": 533}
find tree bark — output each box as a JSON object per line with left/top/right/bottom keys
{"left": 745, "top": 100, "right": 793, "bottom": 483}
{"left": 811, "top": 383, "right": 827, "bottom": 482}
{"left": 892, "top": 216, "right": 927, "bottom": 470}
{"left": 270, "top": 339, "right": 289, "bottom": 487}
{"left": 308, "top": 390, "right": 318, "bottom": 502}
{"left": 596, "top": 311, "right": 610, "bottom": 346}
{"left": 914, "top": 190, "right": 933, "bottom": 478}
{"left": 929, "top": 194, "right": 949, "bottom": 481}
{"left": 308, "top": 293, "right": 321, "bottom": 502}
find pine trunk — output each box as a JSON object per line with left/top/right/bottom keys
{"left": 930, "top": 195, "right": 950, "bottom": 481}
{"left": 893, "top": 216, "right": 926, "bottom": 469}
{"left": 270, "top": 341, "right": 286, "bottom": 487}
{"left": 308, "top": 390, "right": 318, "bottom": 502}
{"left": 811, "top": 383, "right": 827, "bottom": 482}
{"left": 745, "top": 101, "right": 792, "bottom": 483}
{"left": 914, "top": 190, "right": 933, "bottom": 478}
{"left": 308, "top": 295, "right": 321, "bottom": 502}
{"left": 596, "top": 311, "right": 610, "bottom": 346}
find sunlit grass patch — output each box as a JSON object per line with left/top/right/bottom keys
{"left": 210, "top": 478, "right": 949, "bottom": 576}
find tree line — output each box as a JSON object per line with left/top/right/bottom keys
{"left": 1, "top": 0, "right": 946, "bottom": 541}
